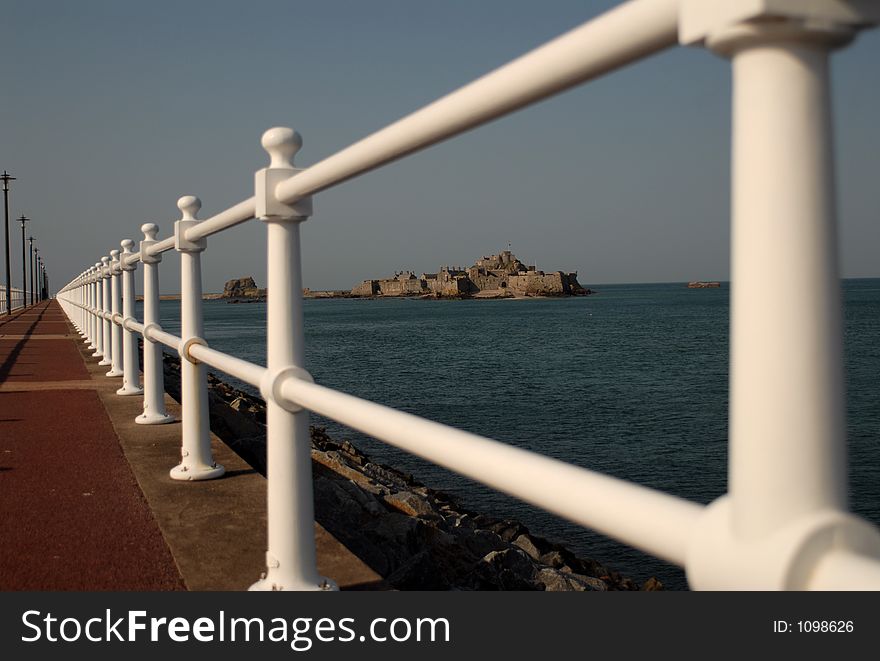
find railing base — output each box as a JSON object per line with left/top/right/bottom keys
{"left": 169, "top": 462, "right": 225, "bottom": 482}
{"left": 116, "top": 385, "right": 144, "bottom": 396}
{"left": 249, "top": 575, "right": 338, "bottom": 592}
{"left": 136, "top": 412, "right": 175, "bottom": 426}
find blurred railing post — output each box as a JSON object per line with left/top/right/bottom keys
{"left": 138, "top": 223, "right": 174, "bottom": 425}
{"left": 171, "top": 196, "right": 224, "bottom": 480}
{"left": 681, "top": 1, "right": 880, "bottom": 589}
{"left": 118, "top": 239, "right": 143, "bottom": 396}
{"left": 250, "top": 128, "right": 334, "bottom": 591}
{"left": 98, "top": 256, "right": 112, "bottom": 367}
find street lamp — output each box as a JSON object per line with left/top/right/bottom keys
{"left": 1, "top": 170, "right": 15, "bottom": 314}
{"left": 27, "top": 236, "right": 34, "bottom": 305}
{"left": 18, "top": 215, "right": 28, "bottom": 306}
{"left": 33, "top": 247, "right": 39, "bottom": 302}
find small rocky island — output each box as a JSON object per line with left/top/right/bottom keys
{"left": 220, "top": 249, "right": 592, "bottom": 302}
{"left": 352, "top": 249, "right": 591, "bottom": 299}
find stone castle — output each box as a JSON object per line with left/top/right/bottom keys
{"left": 351, "top": 250, "right": 590, "bottom": 298}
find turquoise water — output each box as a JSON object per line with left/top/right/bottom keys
{"left": 151, "top": 280, "right": 880, "bottom": 590}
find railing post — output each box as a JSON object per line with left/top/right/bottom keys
{"left": 106, "top": 249, "right": 124, "bottom": 377}
{"left": 681, "top": 3, "right": 880, "bottom": 589}
{"left": 79, "top": 274, "right": 87, "bottom": 336}
{"left": 717, "top": 21, "right": 853, "bottom": 536}
{"left": 171, "top": 196, "right": 224, "bottom": 481}
{"left": 75, "top": 274, "right": 83, "bottom": 333}
{"left": 137, "top": 223, "right": 174, "bottom": 425}
{"left": 78, "top": 275, "right": 84, "bottom": 332}
{"left": 98, "top": 256, "right": 112, "bottom": 366}
{"left": 92, "top": 263, "right": 103, "bottom": 358}
{"left": 79, "top": 269, "right": 91, "bottom": 336}
{"left": 250, "top": 127, "right": 334, "bottom": 591}
{"left": 84, "top": 268, "right": 96, "bottom": 350}
{"left": 117, "top": 239, "right": 143, "bottom": 396}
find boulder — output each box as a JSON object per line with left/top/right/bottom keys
{"left": 222, "top": 276, "right": 265, "bottom": 299}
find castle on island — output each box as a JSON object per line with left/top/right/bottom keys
{"left": 351, "top": 249, "right": 590, "bottom": 299}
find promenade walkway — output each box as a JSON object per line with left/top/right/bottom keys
{"left": 0, "top": 301, "right": 380, "bottom": 590}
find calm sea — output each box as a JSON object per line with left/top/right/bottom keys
{"left": 151, "top": 279, "right": 880, "bottom": 590}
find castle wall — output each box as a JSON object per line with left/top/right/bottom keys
{"left": 427, "top": 277, "right": 470, "bottom": 296}
{"left": 378, "top": 277, "right": 426, "bottom": 296}
{"left": 508, "top": 272, "right": 568, "bottom": 296}
{"left": 351, "top": 280, "right": 379, "bottom": 297}
{"left": 471, "top": 273, "right": 507, "bottom": 291}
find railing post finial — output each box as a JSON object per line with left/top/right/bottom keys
{"left": 177, "top": 195, "right": 202, "bottom": 221}
{"left": 255, "top": 127, "right": 312, "bottom": 220}
{"left": 262, "top": 127, "right": 302, "bottom": 169}
{"left": 141, "top": 223, "right": 159, "bottom": 242}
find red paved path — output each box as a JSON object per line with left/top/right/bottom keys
{"left": 0, "top": 301, "right": 184, "bottom": 590}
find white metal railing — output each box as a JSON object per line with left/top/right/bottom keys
{"left": 0, "top": 287, "right": 29, "bottom": 314}
{"left": 56, "top": 0, "right": 880, "bottom": 590}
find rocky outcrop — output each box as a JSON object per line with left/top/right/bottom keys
{"left": 222, "top": 277, "right": 266, "bottom": 300}
{"left": 687, "top": 281, "right": 721, "bottom": 289}
{"left": 161, "top": 354, "right": 662, "bottom": 591}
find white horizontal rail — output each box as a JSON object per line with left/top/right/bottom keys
{"left": 144, "top": 325, "right": 181, "bottom": 350}
{"left": 275, "top": 0, "right": 679, "bottom": 204}
{"left": 146, "top": 236, "right": 176, "bottom": 257}
{"left": 0, "top": 286, "right": 29, "bottom": 312}
{"left": 188, "top": 342, "right": 267, "bottom": 388}
{"left": 184, "top": 197, "right": 257, "bottom": 243}
{"left": 278, "top": 374, "right": 703, "bottom": 566}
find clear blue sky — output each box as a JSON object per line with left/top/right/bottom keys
{"left": 1, "top": 0, "right": 878, "bottom": 293}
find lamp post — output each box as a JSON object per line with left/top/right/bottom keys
{"left": 33, "top": 248, "right": 39, "bottom": 302}
{"left": 18, "top": 215, "right": 28, "bottom": 306}
{"left": 27, "top": 237, "right": 34, "bottom": 305}
{"left": 1, "top": 170, "right": 15, "bottom": 315}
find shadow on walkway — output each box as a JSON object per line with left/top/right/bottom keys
{"left": 0, "top": 303, "right": 50, "bottom": 383}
